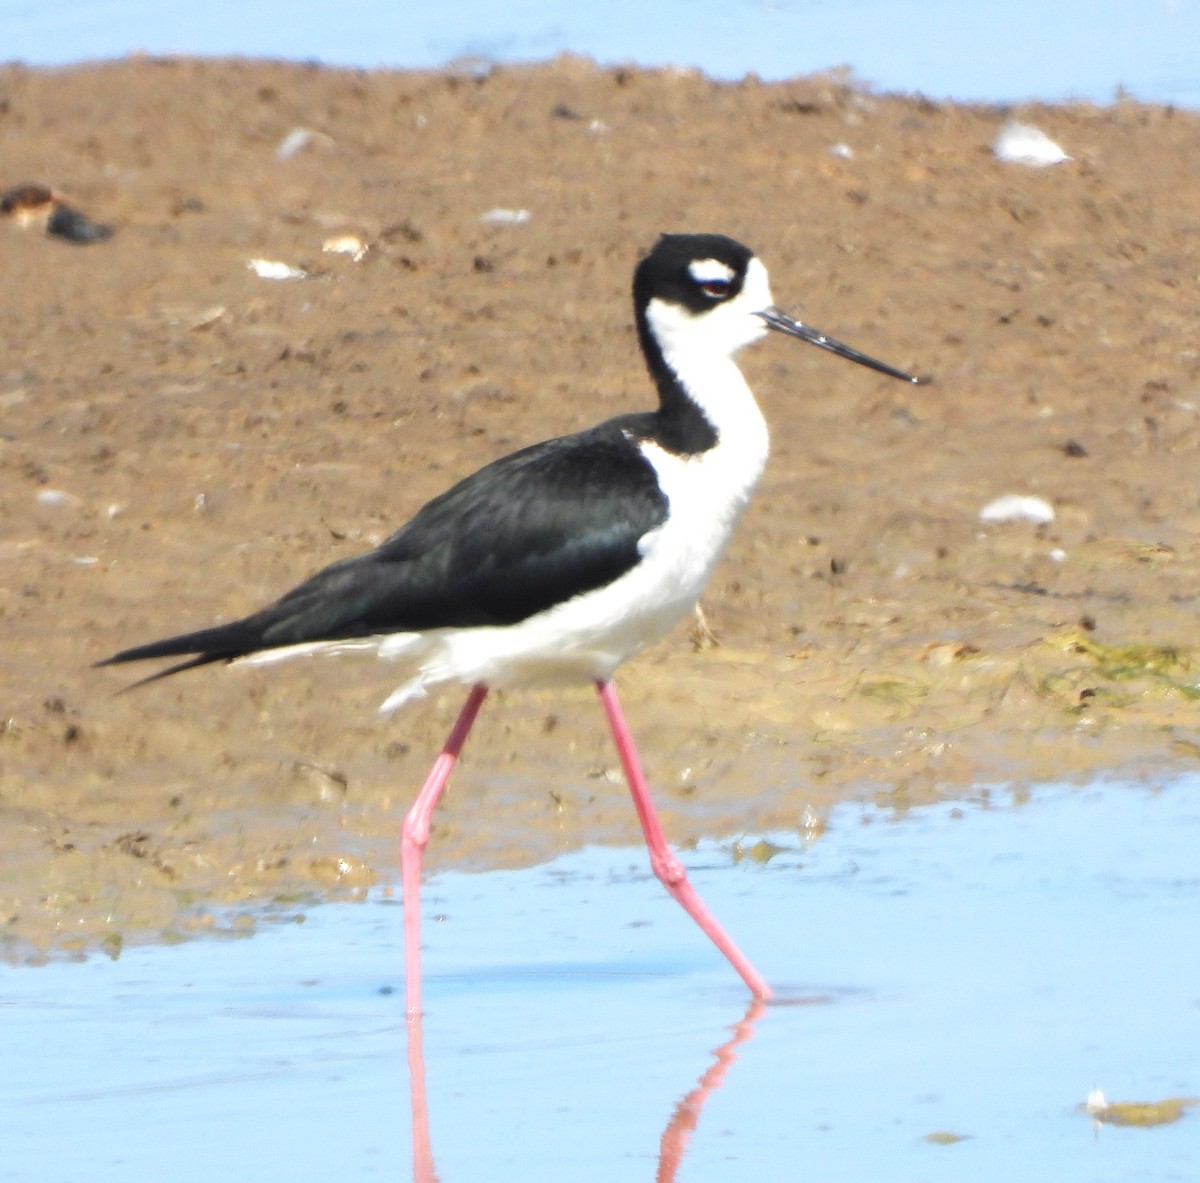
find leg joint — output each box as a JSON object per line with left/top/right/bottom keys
{"left": 650, "top": 850, "right": 686, "bottom": 886}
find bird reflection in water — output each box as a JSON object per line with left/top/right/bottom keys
{"left": 404, "top": 998, "right": 767, "bottom": 1181}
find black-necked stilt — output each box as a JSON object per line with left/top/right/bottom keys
{"left": 100, "top": 233, "right": 918, "bottom": 1009}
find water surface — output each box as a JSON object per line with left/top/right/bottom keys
{"left": 3, "top": 779, "right": 1197, "bottom": 1181}
{"left": 2, "top": 0, "right": 1199, "bottom": 105}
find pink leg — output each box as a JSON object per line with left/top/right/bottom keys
{"left": 401, "top": 683, "right": 489, "bottom": 1021}
{"left": 596, "top": 680, "right": 773, "bottom": 1000}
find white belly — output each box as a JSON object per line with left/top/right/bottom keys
{"left": 243, "top": 389, "right": 770, "bottom": 714}
{"left": 373, "top": 412, "right": 769, "bottom": 711}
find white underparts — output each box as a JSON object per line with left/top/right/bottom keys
{"left": 238, "top": 259, "right": 775, "bottom": 714}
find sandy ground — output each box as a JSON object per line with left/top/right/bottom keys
{"left": 2, "top": 56, "right": 1199, "bottom": 959}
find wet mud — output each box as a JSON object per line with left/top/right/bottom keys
{"left": 2, "top": 57, "right": 1199, "bottom": 957}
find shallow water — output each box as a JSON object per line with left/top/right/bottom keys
{"left": 4, "top": 779, "right": 1198, "bottom": 1181}
{"left": 3, "top": 0, "right": 1200, "bottom": 105}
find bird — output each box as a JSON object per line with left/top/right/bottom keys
{"left": 99, "top": 232, "right": 918, "bottom": 1012}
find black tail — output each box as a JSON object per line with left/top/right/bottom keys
{"left": 96, "top": 539, "right": 429, "bottom": 689}
{"left": 96, "top": 618, "right": 270, "bottom": 689}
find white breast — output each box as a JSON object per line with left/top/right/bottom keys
{"left": 365, "top": 391, "right": 768, "bottom": 712}
{"left": 283, "top": 286, "right": 773, "bottom": 712}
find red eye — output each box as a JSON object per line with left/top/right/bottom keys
{"left": 699, "top": 279, "right": 731, "bottom": 298}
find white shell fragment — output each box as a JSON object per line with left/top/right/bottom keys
{"left": 275, "top": 127, "right": 334, "bottom": 160}
{"left": 247, "top": 258, "right": 308, "bottom": 280}
{"left": 993, "top": 120, "right": 1071, "bottom": 167}
{"left": 828, "top": 142, "right": 855, "bottom": 159}
{"left": 480, "top": 208, "right": 531, "bottom": 225}
{"left": 322, "top": 234, "right": 368, "bottom": 261}
{"left": 36, "top": 489, "right": 82, "bottom": 509}
{"left": 979, "top": 494, "right": 1056, "bottom": 524}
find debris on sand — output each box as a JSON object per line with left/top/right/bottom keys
{"left": 247, "top": 257, "right": 308, "bottom": 280}
{"left": 481, "top": 207, "right": 531, "bottom": 225}
{"left": 275, "top": 126, "right": 335, "bottom": 160}
{"left": 979, "top": 494, "right": 1056, "bottom": 524}
{"left": 993, "top": 119, "right": 1071, "bottom": 166}
{"left": 1, "top": 183, "right": 112, "bottom": 243}
{"left": 322, "top": 234, "right": 368, "bottom": 261}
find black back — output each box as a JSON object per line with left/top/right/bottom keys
{"left": 100, "top": 233, "right": 759, "bottom": 677}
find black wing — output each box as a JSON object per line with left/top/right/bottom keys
{"left": 98, "top": 419, "right": 668, "bottom": 681}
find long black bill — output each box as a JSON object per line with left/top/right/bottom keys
{"left": 755, "top": 307, "right": 920, "bottom": 384}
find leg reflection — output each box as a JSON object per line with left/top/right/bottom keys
{"left": 406, "top": 1006, "right": 438, "bottom": 1183}
{"left": 657, "top": 999, "right": 767, "bottom": 1182}
{"left": 404, "top": 996, "right": 766, "bottom": 1181}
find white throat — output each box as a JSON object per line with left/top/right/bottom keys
{"left": 643, "top": 255, "right": 773, "bottom": 452}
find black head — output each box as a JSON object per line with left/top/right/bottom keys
{"left": 633, "top": 231, "right": 920, "bottom": 384}
{"left": 633, "top": 233, "right": 758, "bottom": 315}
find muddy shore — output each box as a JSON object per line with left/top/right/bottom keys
{"left": 2, "top": 56, "right": 1199, "bottom": 958}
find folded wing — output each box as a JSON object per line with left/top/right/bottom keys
{"left": 99, "top": 421, "right": 668, "bottom": 682}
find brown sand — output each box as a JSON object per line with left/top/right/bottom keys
{"left": 2, "top": 57, "right": 1199, "bottom": 959}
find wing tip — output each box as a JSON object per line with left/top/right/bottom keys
{"left": 95, "top": 649, "right": 230, "bottom": 691}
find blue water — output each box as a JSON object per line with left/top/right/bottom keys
{"left": 1, "top": 0, "right": 1199, "bottom": 106}
{"left": 3, "top": 780, "right": 1198, "bottom": 1182}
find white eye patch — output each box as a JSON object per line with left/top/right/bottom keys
{"left": 687, "top": 258, "right": 737, "bottom": 285}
